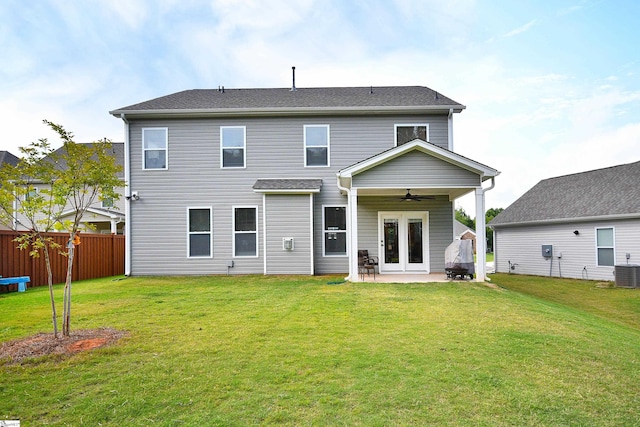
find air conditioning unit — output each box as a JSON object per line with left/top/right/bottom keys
{"left": 615, "top": 265, "right": 640, "bottom": 288}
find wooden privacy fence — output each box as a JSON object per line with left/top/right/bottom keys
{"left": 0, "top": 230, "right": 124, "bottom": 292}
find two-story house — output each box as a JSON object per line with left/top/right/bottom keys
{"left": 110, "top": 85, "right": 498, "bottom": 281}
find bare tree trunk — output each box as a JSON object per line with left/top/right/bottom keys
{"left": 62, "top": 244, "right": 74, "bottom": 337}
{"left": 42, "top": 244, "right": 58, "bottom": 338}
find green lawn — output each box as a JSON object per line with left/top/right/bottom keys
{"left": 2, "top": 274, "right": 640, "bottom": 426}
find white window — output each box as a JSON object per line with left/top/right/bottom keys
{"left": 323, "top": 206, "right": 347, "bottom": 256}
{"left": 221, "top": 126, "right": 246, "bottom": 168}
{"left": 395, "top": 124, "right": 429, "bottom": 146}
{"left": 596, "top": 227, "right": 615, "bottom": 266}
{"left": 24, "top": 187, "right": 38, "bottom": 201}
{"left": 188, "top": 208, "right": 212, "bottom": 258}
{"left": 304, "top": 125, "right": 330, "bottom": 167}
{"left": 101, "top": 197, "right": 114, "bottom": 208}
{"left": 233, "top": 206, "right": 258, "bottom": 257}
{"left": 142, "top": 128, "right": 168, "bottom": 170}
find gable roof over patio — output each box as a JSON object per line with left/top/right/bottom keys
{"left": 337, "top": 139, "right": 499, "bottom": 199}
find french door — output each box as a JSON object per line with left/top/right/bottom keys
{"left": 378, "top": 212, "right": 429, "bottom": 273}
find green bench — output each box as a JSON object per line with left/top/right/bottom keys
{"left": 0, "top": 276, "right": 30, "bottom": 292}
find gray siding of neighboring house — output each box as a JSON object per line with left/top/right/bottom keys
{"left": 494, "top": 218, "right": 640, "bottom": 281}
{"left": 352, "top": 151, "right": 480, "bottom": 188}
{"left": 127, "top": 114, "right": 452, "bottom": 275}
{"left": 356, "top": 197, "right": 454, "bottom": 273}
{"left": 264, "top": 194, "right": 313, "bottom": 274}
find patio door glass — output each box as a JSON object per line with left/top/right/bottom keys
{"left": 384, "top": 219, "right": 399, "bottom": 264}
{"left": 379, "top": 212, "right": 429, "bottom": 273}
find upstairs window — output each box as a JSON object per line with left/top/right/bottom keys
{"left": 596, "top": 227, "right": 615, "bottom": 266}
{"left": 304, "top": 125, "right": 330, "bottom": 167}
{"left": 395, "top": 124, "right": 429, "bottom": 146}
{"left": 142, "top": 128, "right": 168, "bottom": 169}
{"left": 188, "top": 208, "right": 212, "bottom": 258}
{"left": 221, "top": 126, "right": 246, "bottom": 168}
{"left": 24, "top": 187, "right": 38, "bottom": 201}
{"left": 101, "top": 197, "right": 114, "bottom": 208}
{"left": 234, "top": 207, "right": 258, "bottom": 257}
{"left": 323, "top": 206, "right": 347, "bottom": 256}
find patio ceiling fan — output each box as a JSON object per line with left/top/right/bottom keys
{"left": 397, "top": 189, "right": 434, "bottom": 202}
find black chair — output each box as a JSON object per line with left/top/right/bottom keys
{"left": 358, "top": 250, "right": 378, "bottom": 280}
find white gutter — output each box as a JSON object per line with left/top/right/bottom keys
{"left": 109, "top": 105, "right": 466, "bottom": 119}
{"left": 336, "top": 175, "right": 353, "bottom": 281}
{"left": 120, "top": 114, "right": 132, "bottom": 276}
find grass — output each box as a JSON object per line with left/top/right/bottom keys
{"left": 1, "top": 274, "right": 640, "bottom": 426}
{"left": 474, "top": 252, "right": 494, "bottom": 263}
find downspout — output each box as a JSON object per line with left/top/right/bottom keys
{"left": 336, "top": 174, "right": 352, "bottom": 281}
{"left": 447, "top": 108, "right": 454, "bottom": 151}
{"left": 120, "top": 114, "right": 132, "bottom": 276}
{"left": 475, "top": 176, "right": 496, "bottom": 282}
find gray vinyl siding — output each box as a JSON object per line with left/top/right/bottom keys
{"left": 127, "top": 113, "right": 452, "bottom": 275}
{"left": 264, "top": 194, "right": 312, "bottom": 274}
{"left": 493, "top": 218, "right": 640, "bottom": 281}
{"left": 356, "top": 197, "right": 454, "bottom": 273}
{"left": 352, "top": 151, "right": 480, "bottom": 188}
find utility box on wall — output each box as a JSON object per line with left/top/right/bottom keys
{"left": 283, "top": 238, "right": 294, "bottom": 251}
{"left": 542, "top": 245, "right": 553, "bottom": 258}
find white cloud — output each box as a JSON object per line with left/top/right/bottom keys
{"left": 503, "top": 19, "right": 537, "bottom": 38}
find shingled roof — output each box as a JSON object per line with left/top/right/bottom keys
{"left": 50, "top": 142, "right": 125, "bottom": 179}
{"left": 110, "top": 86, "right": 464, "bottom": 116}
{"left": 0, "top": 151, "right": 20, "bottom": 167}
{"left": 490, "top": 161, "right": 640, "bottom": 227}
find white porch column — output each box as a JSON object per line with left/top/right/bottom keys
{"left": 349, "top": 188, "right": 359, "bottom": 281}
{"left": 110, "top": 219, "right": 117, "bottom": 234}
{"left": 475, "top": 188, "right": 487, "bottom": 281}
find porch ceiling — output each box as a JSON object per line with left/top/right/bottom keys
{"left": 352, "top": 186, "right": 475, "bottom": 200}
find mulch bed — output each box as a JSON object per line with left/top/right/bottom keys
{"left": 0, "top": 328, "right": 127, "bottom": 365}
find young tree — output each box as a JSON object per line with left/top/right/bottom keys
{"left": 0, "top": 139, "right": 65, "bottom": 337}
{"left": 0, "top": 121, "right": 122, "bottom": 337}
{"left": 44, "top": 121, "right": 122, "bottom": 336}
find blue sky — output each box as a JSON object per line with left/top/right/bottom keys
{"left": 1, "top": 0, "right": 639, "bottom": 215}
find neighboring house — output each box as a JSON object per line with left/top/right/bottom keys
{"left": 454, "top": 220, "right": 476, "bottom": 253}
{"left": 12, "top": 143, "right": 126, "bottom": 234}
{"left": 0, "top": 151, "right": 21, "bottom": 230}
{"left": 110, "top": 85, "right": 499, "bottom": 281}
{"left": 490, "top": 161, "right": 640, "bottom": 281}
{"left": 0, "top": 151, "right": 20, "bottom": 168}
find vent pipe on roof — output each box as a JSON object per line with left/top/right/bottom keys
{"left": 370, "top": 86, "right": 373, "bottom": 94}
{"left": 291, "top": 66, "right": 296, "bottom": 91}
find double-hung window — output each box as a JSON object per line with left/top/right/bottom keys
{"left": 596, "top": 227, "right": 615, "bottom": 266}
{"left": 233, "top": 207, "right": 258, "bottom": 257}
{"left": 323, "top": 206, "right": 347, "bottom": 256}
{"left": 395, "top": 124, "right": 429, "bottom": 146}
{"left": 101, "top": 197, "right": 114, "bottom": 208}
{"left": 221, "top": 126, "right": 246, "bottom": 168}
{"left": 188, "top": 208, "right": 212, "bottom": 258}
{"left": 304, "top": 125, "right": 330, "bottom": 167}
{"left": 142, "top": 128, "right": 168, "bottom": 169}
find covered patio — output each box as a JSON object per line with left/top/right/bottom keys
{"left": 336, "top": 139, "right": 499, "bottom": 283}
